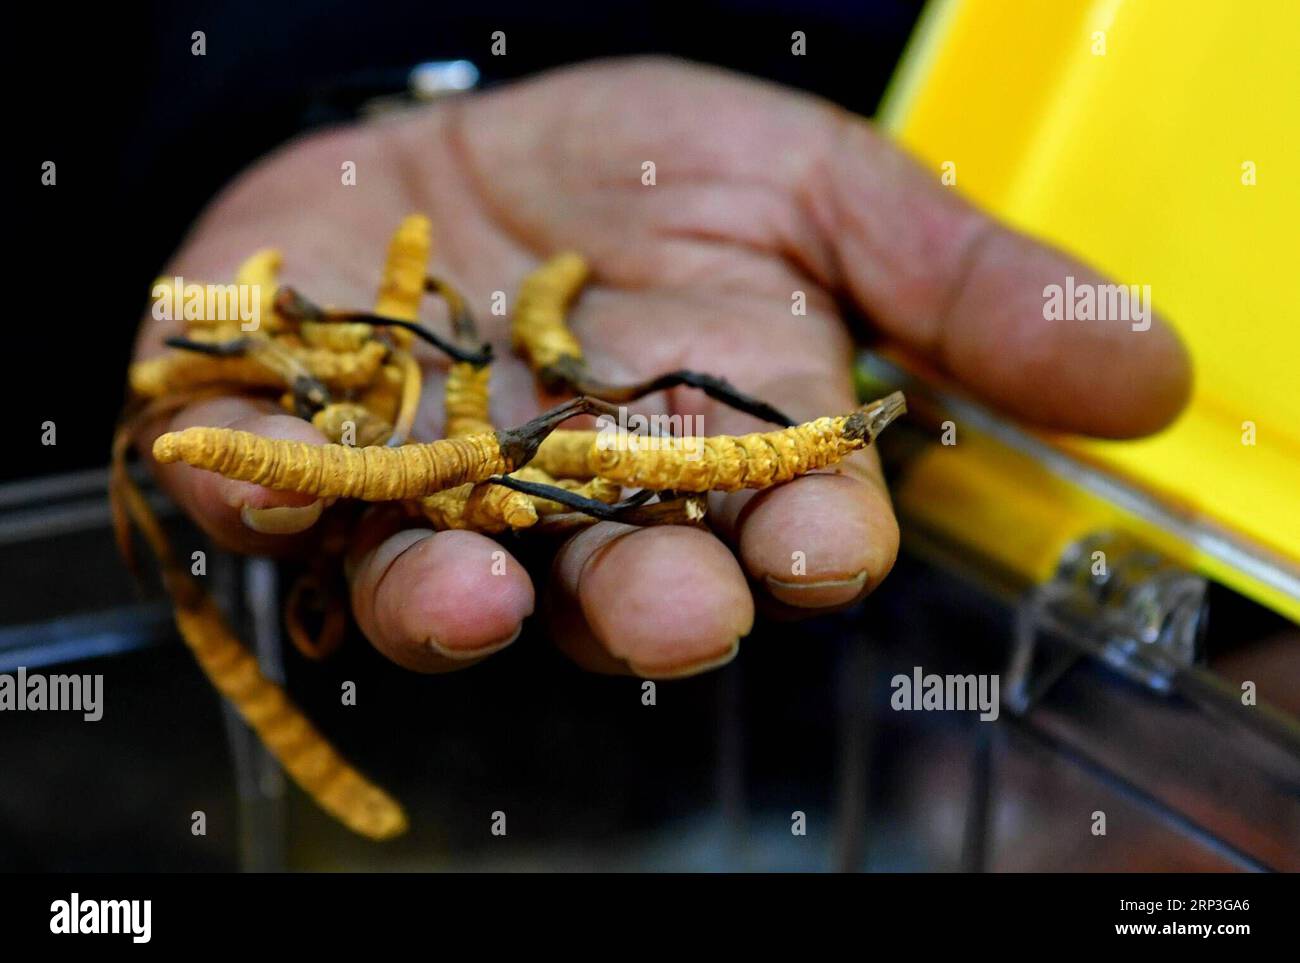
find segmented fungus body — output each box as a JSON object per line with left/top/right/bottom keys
{"left": 155, "top": 392, "right": 905, "bottom": 502}
{"left": 312, "top": 402, "right": 394, "bottom": 447}
{"left": 418, "top": 478, "right": 539, "bottom": 532}
{"left": 443, "top": 361, "right": 494, "bottom": 439}
{"left": 358, "top": 363, "right": 405, "bottom": 424}
{"left": 130, "top": 339, "right": 387, "bottom": 409}
{"left": 416, "top": 277, "right": 548, "bottom": 533}
{"left": 418, "top": 326, "right": 536, "bottom": 534}
{"left": 290, "top": 340, "right": 388, "bottom": 388}
{"left": 591, "top": 393, "right": 906, "bottom": 492}
{"left": 233, "top": 248, "right": 287, "bottom": 328}
{"left": 373, "top": 214, "right": 431, "bottom": 348}
{"left": 174, "top": 592, "right": 404, "bottom": 838}
{"left": 298, "top": 320, "right": 374, "bottom": 352}
{"left": 153, "top": 426, "right": 516, "bottom": 500}
{"left": 512, "top": 252, "right": 590, "bottom": 376}
{"left": 111, "top": 402, "right": 405, "bottom": 841}
{"left": 533, "top": 429, "right": 600, "bottom": 479}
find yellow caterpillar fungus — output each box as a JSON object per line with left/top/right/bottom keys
{"left": 298, "top": 320, "right": 375, "bottom": 352}
{"left": 419, "top": 354, "right": 539, "bottom": 532}
{"left": 357, "top": 363, "right": 405, "bottom": 424}
{"left": 589, "top": 392, "right": 906, "bottom": 492}
{"left": 290, "top": 340, "right": 387, "bottom": 389}
{"left": 418, "top": 479, "right": 539, "bottom": 532}
{"left": 111, "top": 405, "right": 406, "bottom": 841}
{"left": 233, "top": 248, "right": 287, "bottom": 333}
{"left": 152, "top": 393, "right": 905, "bottom": 502}
{"left": 128, "top": 338, "right": 386, "bottom": 398}
{"left": 510, "top": 254, "right": 793, "bottom": 426}
{"left": 312, "top": 403, "right": 394, "bottom": 447}
{"left": 512, "top": 252, "right": 589, "bottom": 373}
{"left": 173, "top": 592, "right": 404, "bottom": 838}
{"left": 533, "top": 429, "right": 599, "bottom": 479}
{"left": 152, "top": 427, "right": 512, "bottom": 501}
{"left": 443, "top": 361, "right": 494, "bottom": 439}
{"left": 415, "top": 276, "right": 544, "bottom": 531}
{"left": 373, "top": 214, "right": 432, "bottom": 349}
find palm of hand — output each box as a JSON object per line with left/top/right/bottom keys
{"left": 143, "top": 59, "right": 1190, "bottom": 676}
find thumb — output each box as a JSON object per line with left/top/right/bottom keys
{"left": 801, "top": 115, "right": 1191, "bottom": 438}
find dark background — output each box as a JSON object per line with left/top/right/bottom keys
{"left": 14, "top": 0, "right": 921, "bottom": 483}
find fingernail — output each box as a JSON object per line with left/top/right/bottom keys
{"left": 240, "top": 500, "right": 324, "bottom": 535}
{"left": 629, "top": 638, "right": 740, "bottom": 679}
{"left": 426, "top": 624, "right": 522, "bottom": 662}
{"left": 764, "top": 571, "right": 868, "bottom": 608}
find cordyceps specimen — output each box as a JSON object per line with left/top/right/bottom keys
{"left": 512, "top": 252, "right": 796, "bottom": 427}
{"left": 111, "top": 394, "right": 407, "bottom": 841}
{"left": 153, "top": 392, "right": 907, "bottom": 498}
{"left": 118, "top": 211, "right": 907, "bottom": 843}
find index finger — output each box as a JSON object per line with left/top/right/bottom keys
{"left": 145, "top": 396, "right": 328, "bottom": 555}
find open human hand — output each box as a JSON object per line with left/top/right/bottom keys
{"left": 136, "top": 57, "right": 1191, "bottom": 678}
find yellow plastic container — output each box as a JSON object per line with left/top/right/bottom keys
{"left": 878, "top": 0, "right": 1300, "bottom": 619}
